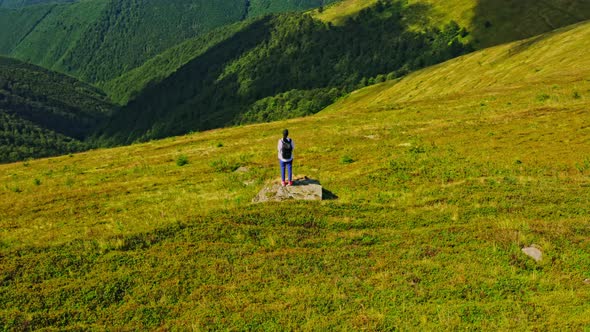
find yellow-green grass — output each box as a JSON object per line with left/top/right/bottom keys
{"left": 2, "top": 21, "right": 590, "bottom": 330}
{"left": 313, "top": 0, "right": 472, "bottom": 27}
{"left": 314, "top": 0, "right": 590, "bottom": 48}
{"left": 313, "top": 0, "right": 379, "bottom": 25}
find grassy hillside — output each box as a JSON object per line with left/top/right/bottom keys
{"left": 98, "top": 1, "right": 472, "bottom": 144}
{"left": 0, "top": 56, "right": 115, "bottom": 162}
{"left": 1, "top": 20, "right": 590, "bottom": 330}
{"left": 0, "top": 0, "right": 335, "bottom": 84}
{"left": 314, "top": 0, "right": 590, "bottom": 48}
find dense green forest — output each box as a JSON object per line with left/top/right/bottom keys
{"left": 101, "top": 19, "right": 256, "bottom": 105}
{"left": 0, "top": 0, "right": 75, "bottom": 8}
{"left": 0, "top": 112, "right": 84, "bottom": 163}
{"left": 0, "top": 56, "right": 114, "bottom": 163}
{"left": 248, "top": 0, "right": 334, "bottom": 17}
{"left": 0, "top": 0, "right": 335, "bottom": 84}
{"left": 8, "top": 0, "right": 109, "bottom": 72}
{"left": 96, "top": 0, "right": 473, "bottom": 145}
{"left": 237, "top": 87, "right": 343, "bottom": 124}
{"left": 0, "top": 3, "right": 55, "bottom": 52}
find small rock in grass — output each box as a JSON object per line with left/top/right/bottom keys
{"left": 584, "top": 279, "right": 590, "bottom": 285}
{"left": 234, "top": 166, "right": 249, "bottom": 173}
{"left": 522, "top": 246, "right": 542, "bottom": 262}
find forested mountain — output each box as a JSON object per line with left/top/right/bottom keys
{"left": 96, "top": 1, "right": 473, "bottom": 144}
{"left": 0, "top": 0, "right": 336, "bottom": 83}
{"left": 0, "top": 0, "right": 75, "bottom": 8}
{"left": 0, "top": 56, "right": 114, "bottom": 163}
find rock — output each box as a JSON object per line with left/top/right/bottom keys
{"left": 234, "top": 166, "right": 249, "bottom": 173}
{"left": 253, "top": 177, "right": 322, "bottom": 203}
{"left": 584, "top": 279, "right": 590, "bottom": 285}
{"left": 522, "top": 246, "right": 542, "bottom": 262}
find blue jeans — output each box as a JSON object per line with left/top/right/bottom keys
{"left": 280, "top": 160, "right": 293, "bottom": 182}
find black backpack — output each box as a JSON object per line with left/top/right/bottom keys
{"left": 281, "top": 138, "right": 293, "bottom": 159}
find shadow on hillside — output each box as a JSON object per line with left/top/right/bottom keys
{"left": 401, "top": 2, "right": 434, "bottom": 27}
{"left": 471, "top": 0, "right": 589, "bottom": 49}
{"left": 322, "top": 188, "right": 338, "bottom": 200}
{"left": 98, "top": 16, "right": 275, "bottom": 144}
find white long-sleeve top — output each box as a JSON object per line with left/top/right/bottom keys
{"left": 277, "top": 138, "right": 294, "bottom": 162}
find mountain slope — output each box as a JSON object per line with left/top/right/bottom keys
{"left": 97, "top": 0, "right": 590, "bottom": 145}
{"left": 0, "top": 56, "right": 115, "bottom": 162}
{"left": 98, "top": 1, "right": 472, "bottom": 144}
{"left": 314, "top": 0, "right": 590, "bottom": 48}
{"left": 0, "top": 0, "right": 336, "bottom": 83}
{"left": 1, "top": 20, "right": 590, "bottom": 330}
{"left": 0, "top": 2, "right": 56, "bottom": 53}
{"left": 0, "top": 0, "right": 75, "bottom": 8}
{"left": 100, "top": 19, "right": 255, "bottom": 105}
{"left": 324, "top": 19, "right": 590, "bottom": 111}
{"left": 8, "top": 0, "right": 109, "bottom": 71}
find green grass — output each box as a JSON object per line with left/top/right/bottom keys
{"left": 313, "top": 0, "right": 379, "bottom": 25}
{"left": 2, "top": 20, "right": 590, "bottom": 330}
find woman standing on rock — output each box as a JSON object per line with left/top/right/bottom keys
{"left": 278, "top": 129, "right": 294, "bottom": 186}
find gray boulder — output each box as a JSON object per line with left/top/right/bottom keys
{"left": 522, "top": 246, "right": 543, "bottom": 262}
{"left": 253, "top": 177, "right": 322, "bottom": 203}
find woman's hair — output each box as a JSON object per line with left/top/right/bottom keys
{"left": 283, "top": 129, "right": 289, "bottom": 137}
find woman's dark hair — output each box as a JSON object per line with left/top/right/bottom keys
{"left": 283, "top": 129, "right": 289, "bottom": 137}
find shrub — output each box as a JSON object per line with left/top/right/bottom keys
{"left": 209, "top": 158, "right": 241, "bottom": 173}
{"left": 340, "top": 155, "right": 354, "bottom": 164}
{"left": 176, "top": 155, "right": 189, "bottom": 166}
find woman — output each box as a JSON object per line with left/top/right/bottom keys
{"left": 278, "top": 129, "right": 295, "bottom": 186}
